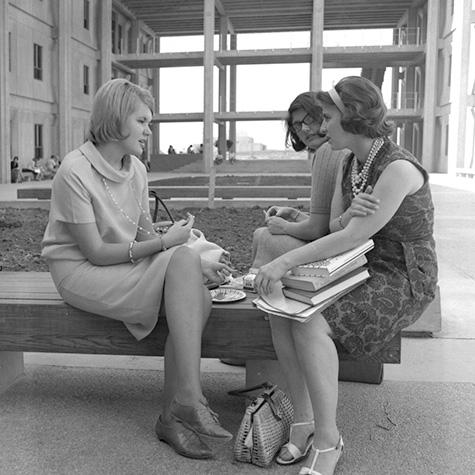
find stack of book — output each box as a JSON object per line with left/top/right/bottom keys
{"left": 254, "top": 240, "right": 374, "bottom": 323}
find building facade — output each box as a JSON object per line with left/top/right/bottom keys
{"left": 0, "top": 0, "right": 474, "bottom": 183}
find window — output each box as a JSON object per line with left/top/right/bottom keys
{"left": 8, "top": 32, "right": 11, "bottom": 72}
{"left": 447, "top": 54, "right": 452, "bottom": 87}
{"left": 83, "top": 0, "right": 90, "bottom": 30}
{"left": 83, "top": 65, "right": 90, "bottom": 94}
{"left": 111, "top": 12, "right": 117, "bottom": 53}
{"left": 118, "top": 24, "right": 123, "bottom": 54}
{"left": 33, "top": 43, "right": 42, "bottom": 80}
{"left": 445, "top": 124, "right": 449, "bottom": 156}
{"left": 34, "top": 124, "right": 43, "bottom": 159}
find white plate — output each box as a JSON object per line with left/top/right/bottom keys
{"left": 210, "top": 288, "right": 246, "bottom": 303}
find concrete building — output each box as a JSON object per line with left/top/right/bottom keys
{"left": 1, "top": 0, "right": 474, "bottom": 183}
{"left": 236, "top": 136, "right": 266, "bottom": 154}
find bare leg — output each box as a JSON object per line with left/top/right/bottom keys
{"left": 269, "top": 316, "right": 314, "bottom": 456}
{"left": 161, "top": 247, "right": 210, "bottom": 411}
{"left": 162, "top": 286, "right": 211, "bottom": 417}
{"left": 292, "top": 314, "right": 341, "bottom": 474}
{"left": 252, "top": 227, "right": 305, "bottom": 268}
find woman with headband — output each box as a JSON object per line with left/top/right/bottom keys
{"left": 254, "top": 76, "right": 438, "bottom": 475}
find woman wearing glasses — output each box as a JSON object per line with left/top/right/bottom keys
{"left": 252, "top": 92, "right": 348, "bottom": 270}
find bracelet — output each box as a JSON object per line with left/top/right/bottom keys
{"left": 337, "top": 215, "right": 345, "bottom": 230}
{"left": 128, "top": 240, "right": 137, "bottom": 264}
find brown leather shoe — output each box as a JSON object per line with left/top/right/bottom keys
{"left": 155, "top": 415, "right": 213, "bottom": 459}
{"left": 170, "top": 399, "right": 233, "bottom": 440}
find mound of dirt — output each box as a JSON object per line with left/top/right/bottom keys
{"left": 1, "top": 206, "right": 299, "bottom": 274}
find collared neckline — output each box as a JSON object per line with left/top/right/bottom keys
{"left": 79, "top": 141, "right": 134, "bottom": 183}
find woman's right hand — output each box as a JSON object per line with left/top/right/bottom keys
{"left": 349, "top": 186, "right": 380, "bottom": 217}
{"left": 162, "top": 213, "right": 194, "bottom": 247}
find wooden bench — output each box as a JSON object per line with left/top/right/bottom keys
{"left": 0, "top": 272, "right": 401, "bottom": 393}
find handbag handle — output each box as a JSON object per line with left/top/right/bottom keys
{"left": 228, "top": 381, "right": 274, "bottom": 397}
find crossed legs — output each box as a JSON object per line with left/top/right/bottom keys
{"left": 155, "top": 247, "right": 231, "bottom": 459}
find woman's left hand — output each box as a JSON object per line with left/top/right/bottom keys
{"left": 254, "top": 259, "right": 288, "bottom": 295}
{"left": 266, "top": 216, "right": 289, "bottom": 235}
{"left": 201, "top": 259, "right": 234, "bottom": 285}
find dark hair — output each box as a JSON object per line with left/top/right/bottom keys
{"left": 285, "top": 92, "right": 323, "bottom": 151}
{"left": 316, "top": 76, "right": 394, "bottom": 138}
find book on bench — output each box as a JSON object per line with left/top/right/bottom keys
{"left": 254, "top": 281, "right": 365, "bottom": 323}
{"left": 289, "top": 239, "right": 374, "bottom": 278}
{"left": 282, "top": 267, "right": 370, "bottom": 306}
{"left": 282, "top": 254, "right": 367, "bottom": 292}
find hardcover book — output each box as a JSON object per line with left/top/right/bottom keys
{"left": 282, "top": 254, "right": 367, "bottom": 291}
{"left": 290, "top": 240, "right": 374, "bottom": 277}
{"left": 282, "top": 268, "right": 370, "bottom": 306}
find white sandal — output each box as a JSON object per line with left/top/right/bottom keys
{"left": 298, "top": 435, "right": 344, "bottom": 475}
{"left": 276, "top": 420, "right": 314, "bottom": 465}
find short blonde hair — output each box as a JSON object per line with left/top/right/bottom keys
{"left": 87, "top": 78, "right": 154, "bottom": 145}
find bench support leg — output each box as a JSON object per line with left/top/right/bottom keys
{"left": 338, "top": 360, "right": 384, "bottom": 384}
{"left": 245, "top": 359, "right": 384, "bottom": 392}
{"left": 0, "top": 352, "right": 24, "bottom": 394}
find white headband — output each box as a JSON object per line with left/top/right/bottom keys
{"left": 328, "top": 87, "right": 345, "bottom": 114}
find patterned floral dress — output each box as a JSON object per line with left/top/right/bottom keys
{"left": 322, "top": 138, "right": 438, "bottom": 358}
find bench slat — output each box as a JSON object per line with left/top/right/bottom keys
{"left": 0, "top": 272, "right": 400, "bottom": 363}
{"left": 17, "top": 186, "right": 312, "bottom": 200}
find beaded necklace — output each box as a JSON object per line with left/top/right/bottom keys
{"left": 101, "top": 177, "right": 154, "bottom": 236}
{"left": 351, "top": 137, "right": 384, "bottom": 197}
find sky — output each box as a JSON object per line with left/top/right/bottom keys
{"left": 158, "top": 30, "right": 394, "bottom": 152}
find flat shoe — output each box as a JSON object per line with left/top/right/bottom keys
{"left": 155, "top": 415, "right": 213, "bottom": 459}
{"left": 171, "top": 399, "right": 233, "bottom": 440}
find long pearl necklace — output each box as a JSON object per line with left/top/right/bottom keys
{"left": 102, "top": 177, "right": 154, "bottom": 236}
{"left": 351, "top": 137, "right": 384, "bottom": 197}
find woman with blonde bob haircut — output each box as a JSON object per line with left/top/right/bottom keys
{"left": 254, "top": 76, "right": 437, "bottom": 475}
{"left": 42, "top": 78, "right": 233, "bottom": 460}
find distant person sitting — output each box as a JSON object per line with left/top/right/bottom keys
{"left": 10, "top": 156, "right": 23, "bottom": 183}
{"left": 23, "top": 157, "right": 43, "bottom": 181}
{"left": 186, "top": 144, "right": 194, "bottom": 154}
{"left": 41, "top": 155, "right": 58, "bottom": 179}
{"left": 167, "top": 145, "right": 176, "bottom": 155}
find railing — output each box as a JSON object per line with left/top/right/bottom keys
{"left": 390, "top": 92, "right": 421, "bottom": 110}
{"left": 116, "top": 27, "right": 424, "bottom": 56}
{"left": 323, "top": 27, "right": 422, "bottom": 47}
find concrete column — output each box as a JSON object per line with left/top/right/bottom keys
{"left": 0, "top": 0, "right": 10, "bottom": 183}
{"left": 152, "top": 37, "right": 160, "bottom": 155}
{"left": 100, "top": 0, "right": 112, "bottom": 85}
{"left": 229, "top": 34, "right": 237, "bottom": 159}
{"left": 218, "top": 15, "right": 228, "bottom": 158}
{"left": 403, "top": 8, "right": 418, "bottom": 153}
{"left": 58, "top": 0, "right": 72, "bottom": 161}
{"left": 310, "top": 0, "right": 324, "bottom": 91}
{"left": 203, "top": 0, "right": 215, "bottom": 205}
{"left": 421, "top": 0, "right": 440, "bottom": 171}
{"left": 454, "top": 0, "right": 472, "bottom": 172}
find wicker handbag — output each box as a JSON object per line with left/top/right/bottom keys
{"left": 229, "top": 382, "right": 294, "bottom": 467}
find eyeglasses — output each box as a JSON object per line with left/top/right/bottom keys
{"left": 291, "top": 114, "right": 319, "bottom": 133}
